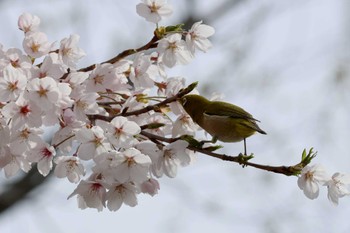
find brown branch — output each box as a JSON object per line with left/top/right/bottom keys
{"left": 0, "top": 167, "right": 52, "bottom": 214}
{"left": 188, "top": 146, "right": 300, "bottom": 176}
{"left": 78, "top": 34, "right": 160, "bottom": 73}
{"left": 87, "top": 81, "right": 198, "bottom": 122}
{"left": 138, "top": 130, "right": 302, "bottom": 176}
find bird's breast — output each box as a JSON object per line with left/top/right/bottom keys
{"left": 201, "top": 114, "right": 256, "bottom": 142}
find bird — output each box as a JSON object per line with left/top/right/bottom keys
{"left": 179, "top": 94, "right": 266, "bottom": 155}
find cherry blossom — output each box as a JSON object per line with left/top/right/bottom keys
{"left": 129, "top": 53, "right": 157, "bottom": 88}
{"left": 72, "top": 91, "right": 107, "bottom": 122}
{"left": 54, "top": 156, "right": 85, "bottom": 183}
{"left": 106, "top": 182, "right": 138, "bottom": 211}
{"left": 0, "top": 48, "right": 32, "bottom": 69}
{"left": 2, "top": 97, "right": 42, "bottom": 129}
{"left": 0, "top": 145, "right": 31, "bottom": 178}
{"left": 136, "top": 0, "right": 173, "bottom": 23}
{"left": 150, "top": 140, "right": 191, "bottom": 178}
{"left": 110, "top": 148, "right": 151, "bottom": 183}
{"left": 9, "top": 126, "right": 43, "bottom": 155}
{"left": 99, "top": 116, "right": 141, "bottom": 148}
{"left": 59, "top": 34, "right": 86, "bottom": 68}
{"left": 172, "top": 113, "right": 198, "bottom": 137}
{"left": 140, "top": 178, "right": 160, "bottom": 196}
{"left": 76, "top": 126, "right": 110, "bottom": 160}
{"left": 18, "top": 12, "right": 40, "bottom": 33}
{"left": 27, "top": 142, "right": 56, "bottom": 176}
{"left": 297, "top": 164, "right": 330, "bottom": 199}
{"left": 68, "top": 178, "right": 106, "bottom": 212}
{"left": 0, "top": 65, "right": 27, "bottom": 102}
{"left": 27, "top": 77, "right": 60, "bottom": 110}
{"left": 325, "top": 173, "right": 350, "bottom": 205}
{"left": 31, "top": 54, "right": 66, "bottom": 80}
{"left": 23, "top": 31, "right": 52, "bottom": 58}
{"left": 157, "top": 33, "right": 193, "bottom": 68}
{"left": 186, "top": 21, "right": 215, "bottom": 53}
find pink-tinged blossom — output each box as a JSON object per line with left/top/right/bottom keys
{"left": 9, "top": 126, "right": 43, "bottom": 155}
{"left": 27, "top": 142, "right": 56, "bottom": 176}
{"left": 172, "top": 113, "right": 198, "bottom": 137}
{"left": 129, "top": 53, "right": 157, "bottom": 88}
{"left": 0, "top": 48, "right": 32, "bottom": 69}
{"left": 2, "top": 97, "right": 42, "bottom": 129}
{"left": 18, "top": 13, "right": 40, "bottom": 33}
{"left": 103, "top": 116, "right": 141, "bottom": 148}
{"left": 68, "top": 179, "right": 106, "bottom": 212}
{"left": 31, "top": 54, "right": 66, "bottom": 80}
{"left": 91, "top": 151, "right": 121, "bottom": 184}
{"left": 151, "top": 140, "right": 191, "bottom": 178}
{"left": 297, "top": 164, "right": 330, "bottom": 200}
{"left": 51, "top": 109, "right": 85, "bottom": 153}
{"left": 111, "top": 148, "right": 151, "bottom": 183}
{"left": 23, "top": 31, "right": 52, "bottom": 58}
{"left": 0, "top": 65, "right": 27, "bottom": 102}
{"left": 157, "top": 33, "right": 193, "bottom": 68}
{"left": 27, "top": 77, "right": 60, "bottom": 110}
{"left": 73, "top": 91, "right": 107, "bottom": 122}
{"left": 106, "top": 182, "right": 138, "bottom": 211}
{"left": 54, "top": 156, "right": 85, "bottom": 183}
{"left": 57, "top": 82, "right": 73, "bottom": 109}
{"left": 136, "top": 0, "right": 173, "bottom": 23}
{"left": 144, "top": 113, "right": 172, "bottom": 137}
{"left": 140, "top": 178, "right": 160, "bottom": 196}
{"left": 76, "top": 126, "right": 110, "bottom": 160}
{"left": 85, "top": 63, "right": 122, "bottom": 93}
{"left": 0, "top": 146, "right": 31, "bottom": 178}
{"left": 157, "top": 77, "right": 190, "bottom": 115}
{"left": 186, "top": 21, "right": 215, "bottom": 53}
{"left": 325, "top": 173, "right": 350, "bottom": 205}
{"left": 59, "top": 34, "right": 86, "bottom": 68}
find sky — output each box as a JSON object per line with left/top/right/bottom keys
{"left": 1, "top": 0, "right": 350, "bottom": 233}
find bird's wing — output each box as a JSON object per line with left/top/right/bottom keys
{"left": 205, "top": 101, "right": 260, "bottom": 122}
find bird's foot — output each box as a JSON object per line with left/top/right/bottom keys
{"left": 237, "top": 153, "right": 254, "bottom": 167}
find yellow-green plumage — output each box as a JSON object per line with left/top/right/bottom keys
{"left": 180, "top": 95, "right": 266, "bottom": 144}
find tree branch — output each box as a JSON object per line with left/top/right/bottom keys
{"left": 88, "top": 81, "right": 198, "bottom": 122}
{"left": 0, "top": 167, "right": 52, "bottom": 214}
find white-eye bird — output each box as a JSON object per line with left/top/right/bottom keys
{"left": 179, "top": 94, "right": 266, "bottom": 154}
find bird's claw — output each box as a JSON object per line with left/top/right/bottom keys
{"left": 237, "top": 153, "right": 254, "bottom": 167}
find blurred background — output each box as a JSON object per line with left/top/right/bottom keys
{"left": 1, "top": 0, "right": 350, "bottom": 232}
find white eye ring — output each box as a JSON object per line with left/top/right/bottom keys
{"left": 181, "top": 97, "right": 187, "bottom": 106}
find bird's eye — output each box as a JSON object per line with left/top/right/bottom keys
{"left": 181, "top": 97, "right": 187, "bottom": 106}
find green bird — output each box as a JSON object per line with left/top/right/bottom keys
{"left": 179, "top": 94, "right": 266, "bottom": 154}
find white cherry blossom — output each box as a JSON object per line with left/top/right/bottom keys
{"left": 18, "top": 12, "right": 40, "bottom": 33}
{"left": 27, "top": 142, "right": 56, "bottom": 176}
{"left": 186, "top": 21, "right": 215, "bottom": 53}
{"left": 101, "top": 116, "right": 141, "bottom": 148}
{"left": 106, "top": 182, "right": 138, "bottom": 211}
{"left": 27, "top": 77, "right": 60, "bottom": 110}
{"left": 0, "top": 65, "right": 27, "bottom": 102}
{"left": 59, "top": 34, "right": 86, "bottom": 68}
{"left": 140, "top": 178, "right": 160, "bottom": 196}
{"left": 54, "top": 156, "right": 85, "bottom": 183}
{"left": 76, "top": 126, "right": 110, "bottom": 160}
{"left": 297, "top": 164, "right": 330, "bottom": 200}
{"left": 110, "top": 148, "right": 151, "bottom": 183}
{"left": 157, "top": 33, "right": 193, "bottom": 68}
{"left": 325, "top": 173, "right": 350, "bottom": 205}
{"left": 23, "top": 31, "right": 52, "bottom": 58}
{"left": 136, "top": 0, "right": 173, "bottom": 23}
{"left": 68, "top": 179, "right": 106, "bottom": 212}
{"left": 151, "top": 140, "right": 191, "bottom": 178}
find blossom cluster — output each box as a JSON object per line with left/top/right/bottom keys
{"left": 298, "top": 164, "right": 350, "bottom": 205}
{"left": 0, "top": 0, "right": 215, "bottom": 211}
